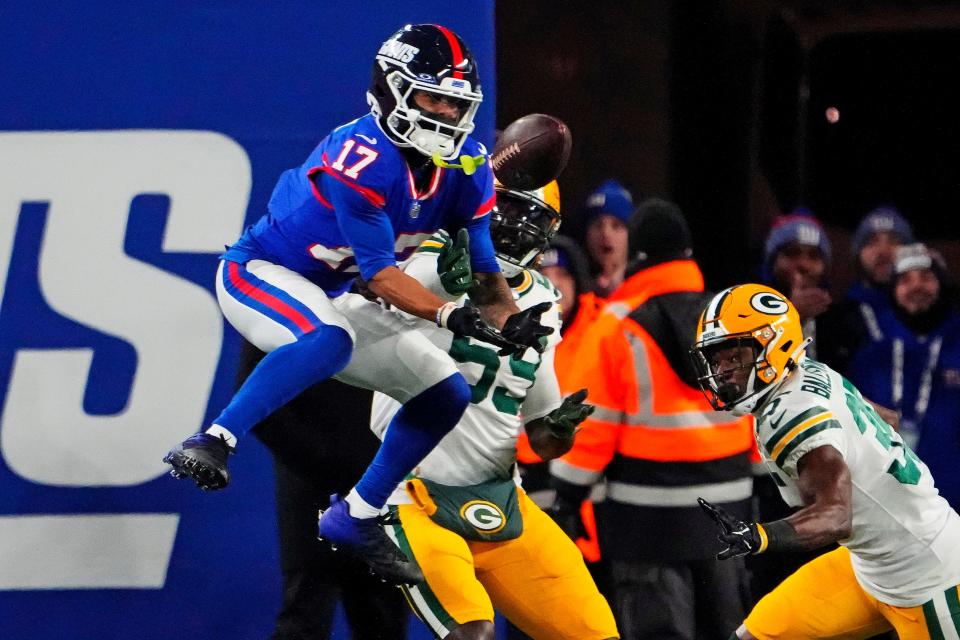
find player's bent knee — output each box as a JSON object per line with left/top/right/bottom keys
{"left": 446, "top": 620, "right": 495, "bottom": 640}
{"left": 423, "top": 372, "right": 470, "bottom": 417}
{"left": 298, "top": 324, "right": 353, "bottom": 373}
{"left": 440, "top": 372, "right": 471, "bottom": 411}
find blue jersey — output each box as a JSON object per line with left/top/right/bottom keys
{"left": 224, "top": 114, "right": 498, "bottom": 296}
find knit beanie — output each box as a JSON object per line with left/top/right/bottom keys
{"left": 584, "top": 179, "right": 635, "bottom": 226}
{"left": 852, "top": 206, "right": 914, "bottom": 257}
{"left": 894, "top": 243, "right": 943, "bottom": 277}
{"left": 764, "top": 208, "right": 832, "bottom": 268}
{"left": 629, "top": 198, "right": 693, "bottom": 268}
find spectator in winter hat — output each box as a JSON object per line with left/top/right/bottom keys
{"left": 844, "top": 242, "right": 960, "bottom": 511}
{"left": 583, "top": 179, "right": 635, "bottom": 297}
{"left": 849, "top": 206, "right": 916, "bottom": 305}
{"left": 628, "top": 197, "right": 693, "bottom": 271}
{"left": 892, "top": 243, "right": 949, "bottom": 328}
{"left": 819, "top": 206, "right": 916, "bottom": 376}
{"left": 762, "top": 208, "right": 833, "bottom": 328}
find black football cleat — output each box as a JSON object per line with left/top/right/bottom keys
{"left": 318, "top": 494, "right": 424, "bottom": 585}
{"left": 163, "top": 433, "right": 233, "bottom": 491}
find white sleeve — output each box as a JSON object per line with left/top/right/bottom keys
{"left": 777, "top": 418, "right": 847, "bottom": 478}
{"left": 396, "top": 230, "right": 468, "bottom": 303}
{"left": 520, "top": 346, "right": 562, "bottom": 423}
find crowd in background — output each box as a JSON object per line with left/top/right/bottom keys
{"left": 514, "top": 179, "right": 960, "bottom": 639}
{"left": 246, "top": 173, "right": 960, "bottom": 640}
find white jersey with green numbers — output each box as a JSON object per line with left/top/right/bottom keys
{"left": 754, "top": 357, "right": 960, "bottom": 607}
{"left": 370, "top": 236, "right": 564, "bottom": 504}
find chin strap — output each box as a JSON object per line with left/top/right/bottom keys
{"left": 432, "top": 152, "right": 487, "bottom": 175}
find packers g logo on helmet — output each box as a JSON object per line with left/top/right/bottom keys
{"left": 691, "top": 284, "right": 807, "bottom": 414}
{"left": 749, "top": 291, "right": 789, "bottom": 315}
{"left": 460, "top": 500, "right": 507, "bottom": 533}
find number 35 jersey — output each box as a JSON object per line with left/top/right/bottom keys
{"left": 755, "top": 358, "right": 960, "bottom": 607}
{"left": 370, "top": 252, "right": 563, "bottom": 499}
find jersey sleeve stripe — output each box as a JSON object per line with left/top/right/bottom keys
{"left": 314, "top": 164, "right": 386, "bottom": 209}
{"left": 515, "top": 271, "right": 534, "bottom": 297}
{"left": 773, "top": 419, "right": 841, "bottom": 467}
{"left": 416, "top": 239, "right": 445, "bottom": 254}
{"left": 768, "top": 411, "right": 834, "bottom": 460}
{"left": 305, "top": 167, "right": 333, "bottom": 208}
{"left": 764, "top": 406, "right": 830, "bottom": 454}
{"left": 473, "top": 193, "right": 496, "bottom": 219}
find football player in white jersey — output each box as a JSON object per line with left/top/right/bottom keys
{"left": 367, "top": 180, "right": 619, "bottom": 640}
{"left": 690, "top": 283, "right": 960, "bottom": 639}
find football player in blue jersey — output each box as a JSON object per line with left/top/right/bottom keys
{"left": 163, "top": 24, "right": 552, "bottom": 586}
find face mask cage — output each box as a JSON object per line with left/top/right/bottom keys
{"left": 380, "top": 70, "right": 482, "bottom": 159}
{"left": 690, "top": 333, "right": 771, "bottom": 411}
{"left": 489, "top": 191, "right": 561, "bottom": 273}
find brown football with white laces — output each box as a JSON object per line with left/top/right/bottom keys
{"left": 491, "top": 114, "right": 572, "bottom": 190}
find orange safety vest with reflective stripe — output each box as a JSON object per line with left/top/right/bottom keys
{"left": 517, "top": 290, "right": 604, "bottom": 466}
{"left": 517, "top": 289, "right": 606, "bottom": 560}
{"left": 551, "top": 260, "right": 755, "bottom": 562}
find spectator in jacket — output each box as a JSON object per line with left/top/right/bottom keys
{"left": 549, "top": 198, "right": 754, "bottom": 639}
{"left": 846, "top": 243, "right": 960, "bottom": 511}
{"left": 819, "top": 206, "right": 915, "bottom": 375}
{"left": 761, "top": 209, "right": 832, "bottom": 359}
{"left": 583, "top": 179, "right": 636, "bottom": 297}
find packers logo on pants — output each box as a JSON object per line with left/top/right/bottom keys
{"left": 460, "top": 500, "right": 506, "bottom": 533}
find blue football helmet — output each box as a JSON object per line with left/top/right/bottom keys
{"left": 368, "top": 24, "right": 483, "bottom": 160}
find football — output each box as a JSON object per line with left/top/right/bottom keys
{"left": 491, "top": 114, "right": 572, "bottom": 191}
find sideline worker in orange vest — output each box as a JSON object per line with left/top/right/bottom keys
{"left": 549, "top": 199, "right": 755, "bottom": 640}
{"left": 517, "top": 236, "right": 606, "bottom": 564}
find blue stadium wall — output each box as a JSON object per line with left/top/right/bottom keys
{"left": 0, "top": 3, "right": 495, "bottom": 638}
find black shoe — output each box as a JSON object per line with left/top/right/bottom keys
{"left": 163, "top": 433, "right": 233, "bottom": 491}
{"left": 318, "top": 494, "right": 424, "bottom": 585}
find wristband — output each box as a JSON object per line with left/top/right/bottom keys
{"left": 755, "top": 523, "right": 769, "bottom": 554}
{"left": 758, "top": 519, "right": 802, "bottom": 553}
{"left": 436, "top": 302, "right": 457, "bottom": 328}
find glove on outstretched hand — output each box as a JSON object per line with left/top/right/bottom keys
{"left": 501, "top": 302, "right": 554, "bottom": 355}
{"left": 442, "top": 305, "right": 523, "bottom": 354}
{"left": 544, "top": 389, "right": 595, "bottom": 438}
{"left": 698, "top": 497, "right": 763, "bottom": 560}
{"left": 437, "top": 229, "right": 475, "bottom": 297}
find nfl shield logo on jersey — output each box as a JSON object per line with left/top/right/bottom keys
{"left": 409, "top": 200, "right": 421, "bottom": 218}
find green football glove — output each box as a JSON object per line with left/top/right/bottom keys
{"left": 437, "top": 228, "right": 475, "bottom": 297}
{"left": 543, "top": 389, "right": 595, "bottom": 439}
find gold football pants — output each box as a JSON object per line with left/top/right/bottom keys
{"left": 386, "top": 489, "right": 618, "bottom": 639}
{"left": 745, "top": 546, "right": 960, "bottom": 639}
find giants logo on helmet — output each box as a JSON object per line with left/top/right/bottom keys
{"left": 377, "top": 39, "right": 419, "bottom": 64}
{"left": 460, "top": 500, "right": 506, "bottom": 533}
